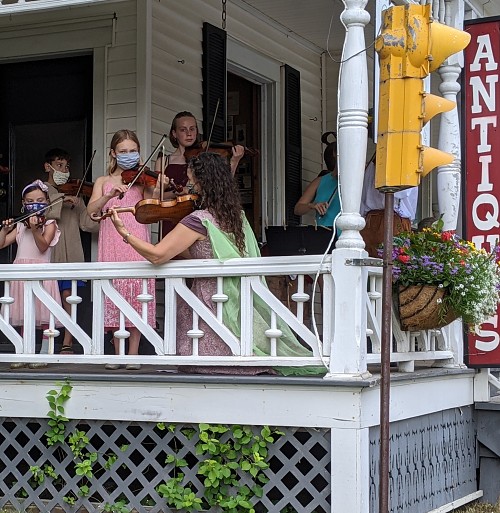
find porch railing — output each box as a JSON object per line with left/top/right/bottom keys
{"left": 0, "top": 254, "right": 462, "bottom": 374}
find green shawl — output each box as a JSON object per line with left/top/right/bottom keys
{"left": 202, "top": 216, "right": 326, "bottom": 377}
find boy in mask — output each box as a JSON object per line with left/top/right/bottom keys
{"left": 44, "top": 148, "right": 99, "bottom": 354}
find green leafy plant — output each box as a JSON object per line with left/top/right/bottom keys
{"left": 389, "top": 218, "right": 500, "bottom": 328}
{"left": 102, "top": 500, "right": 131, "bottom": 513}
{"left": 28, "top": 380, "right": 123, "bottom": 511}
{"left": 157, "top": 423, "right": 282, "bottom": 513}
{"left": 45, "top": 379, "right": 72, "bottom": 446}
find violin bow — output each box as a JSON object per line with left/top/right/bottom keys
{"left": 125, "top": 134, "right": 168, "bottom": 190}
{"left": 11, "top": 196, "right": 65, "bottom": 226}
{"left": 74, "top": 149, "right": 97, "bottom": 199}
{"left": 205, "top": 98, "right": 220, "bottom": 152}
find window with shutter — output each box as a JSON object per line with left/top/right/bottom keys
{"left": 284, "top": 64, "right": 302, "bottom": 226}
{"left": 202, "top": 22, "right": 226, "bottom": 143}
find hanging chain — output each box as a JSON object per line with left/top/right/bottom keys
{"left": 221, "top": 0, "right": 227, "bottom": 30}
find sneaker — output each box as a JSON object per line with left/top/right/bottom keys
{"left": 28, "top": 363, "right": 48, "bottom": 369}
{"left": 105, "top": 363, "right": 122, "bottom": 370}
{"left": 10, "top": 362, "right": 26, "bottom": 369}
{"left": 125, "top": 364, "right": 141, "bottom": 371}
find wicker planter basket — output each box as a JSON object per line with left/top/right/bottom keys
{"left": 396, "top": 284, "right": 458, "bottom": 331}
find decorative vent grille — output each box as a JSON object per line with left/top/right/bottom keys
{"left": 369, "top": 407, "right": 476, "bottom": 513}
{"left": 0, "top": 419, "right": 330, "bottom": 513}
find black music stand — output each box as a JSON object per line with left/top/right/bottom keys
{"left": 265, "top": 225, "right": 336, "bottom": 256}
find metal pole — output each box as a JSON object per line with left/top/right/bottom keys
{"left": 379, "top": 192, "right": 394, "bottom": 513}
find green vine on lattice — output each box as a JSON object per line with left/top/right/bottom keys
{"left": 29, "top": 379, "right": 131, "bottom": 513}
{"left": 156, "top": 423, "right": 284, "bottom": 513}
{"left": 32, "top": 382, "right": 284, "bottom": 513}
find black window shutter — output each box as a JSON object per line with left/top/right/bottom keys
{"left": 284, "top": 64, "right": 302, "bottom": 226}
{"left": 202, "top": 22, "right": 226, "bottom": 143}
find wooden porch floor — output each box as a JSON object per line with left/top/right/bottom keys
{"left": 0, "top": 362, "right": 474, "bottom": 385}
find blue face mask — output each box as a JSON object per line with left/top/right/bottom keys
{"left": 116, "top": 152, "right": 140, "bottom": 170}
{"left": 23, "top": 202, "right": 48, "bottom": 214}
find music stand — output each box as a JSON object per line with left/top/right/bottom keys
{"left": 265, "top": 225, "right": 335, "bottom": 256}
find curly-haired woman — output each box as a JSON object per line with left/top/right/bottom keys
{"left": 108, "top": 152, "right": 324, "bottom": 376}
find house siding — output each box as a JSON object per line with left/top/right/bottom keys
{"left": 151, "top": 0, "right": 324, "bottom": 205}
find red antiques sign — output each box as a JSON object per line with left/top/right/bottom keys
{"left": 463, "top": 17, "right": 500, "bottom": 367}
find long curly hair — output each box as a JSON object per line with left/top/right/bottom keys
{"left": 188, "top": 152, "right": 246, "bottom": 255}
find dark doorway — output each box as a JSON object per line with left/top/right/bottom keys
{"left": 0, "top": 55, "right": 94, "bottom": 354}
{"left": 0, "top": 54, "right": 94, "bottom": 263}
{"left": 227, "top": 72, "right": 261, "bottom": 237}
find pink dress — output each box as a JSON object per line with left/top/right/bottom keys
{"left": 4, "top": 220, "right": 62, "bottom": 327}
{"left": 176, "top": 210, "right": 270, "bottom": 375}
{"left": 97, "top": 182, "right": 156, "bottom": 329}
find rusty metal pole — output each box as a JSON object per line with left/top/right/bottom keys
{"left": 379, "top": 192, "right": 394, "bottom": 513}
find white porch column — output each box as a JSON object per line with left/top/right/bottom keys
{"left": 436, "top": 0, "right": 466, "bottom": 232}
{"left": 331, "top": 426, "right": 370, "bottom": 513}
{"left": 435, "top": 0, "right": 467, "bottom": 367}
{"left": 327, "top": 0, "right": 370, "bottom": 380}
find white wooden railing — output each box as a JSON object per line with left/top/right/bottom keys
{"left": 0, "top": 253, "right": 464, "bottom": 375}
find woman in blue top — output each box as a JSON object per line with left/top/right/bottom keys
{"left": 294, "top": 133, "right": 340, "bottom": 233}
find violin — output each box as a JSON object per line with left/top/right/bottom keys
{"left": 183, "top": 141, "right": 259, "bottom": 160}
{"left": 92, "top": 194, "right": 199, "bottom": 225}
{"left": 57, "top": 178, "right": 94, "bottom": 198}
{"left": 121, "top": 167, "right": 184, "bottom": 193}
{"left": 2, "top": 212, "right": 46, "bottom": 230}
{"left": 121, "top": 166, "right": 159, "bottom": 188}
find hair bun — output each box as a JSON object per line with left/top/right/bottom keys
{"left": 321, "top": 131, "right": 337, "bottom": 145}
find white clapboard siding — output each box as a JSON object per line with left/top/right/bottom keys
{"left": 0, "top": 0, "right": 138, "bottom": 179}
{"left": 103, "top": 1, "right": 138, "bottom": 150}
{"left": 151, "top": 0, "right": 324, "bottom": 199}
{"left": 0, "top": 8, "right": 114, "bottom": 58}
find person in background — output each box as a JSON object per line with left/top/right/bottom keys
{"left": 0, "top": 180, "right": 62, "bottom": 369}
{"left": 87, "top": 130, "right": 157, "bottom": 370}
{"left": 294, "top": 132, "right": 340, "bottom": 242}
{"left": 109, "top": 152, "right": 325, "bottom": 376}
{"left": 360, "top": 156, "right": 418, "bottom": 257}
{"left": 44, "top": 148, "right": 99, "bottom": 355}
{"left": 153, "top": 111, "right": 245, "bottom": 236}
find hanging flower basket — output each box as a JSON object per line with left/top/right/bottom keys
{"left": 396, "top": 284, "right": 459, "bottom": 331}
{"left": 385, "top": 218, "right": 500, "bottom": 332}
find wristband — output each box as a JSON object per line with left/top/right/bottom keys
{"left": 123, "top": 232, "right": 132, "bottom": 244}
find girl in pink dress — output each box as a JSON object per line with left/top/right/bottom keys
{"left": 87, "top": 130, "right": 156, "bottom": 370}
{"left": 0, "top": 180, "right": 62, "bottom": 368}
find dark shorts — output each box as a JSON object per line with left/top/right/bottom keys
{"left": 58, "top": 280, "right": 86, "bottom": 292}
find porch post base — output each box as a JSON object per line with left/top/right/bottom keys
{"left": 323, "top": 370, "right": 372, "bottom": 381}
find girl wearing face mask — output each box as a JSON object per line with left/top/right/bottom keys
{"left": 87, "top": 130, "right": 156, "bottom": 370}
{"left": 0, "top": 180, "right": 62, "bottom": 368}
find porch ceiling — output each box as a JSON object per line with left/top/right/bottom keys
{"left": 236, "top": 0, "right": 351, "bottom": 53}
{"left": 237, "top": 0, "right": 500, "bottom": 53}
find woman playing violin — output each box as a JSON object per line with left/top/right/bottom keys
{"left": 108, "top": 152, "right": 325, "bottom": 377}
{"left": 87, "top": 130, "right": 156, "bottom": 369}
{"left": 44, "top": 148, "right": 99, "bottom": 355}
